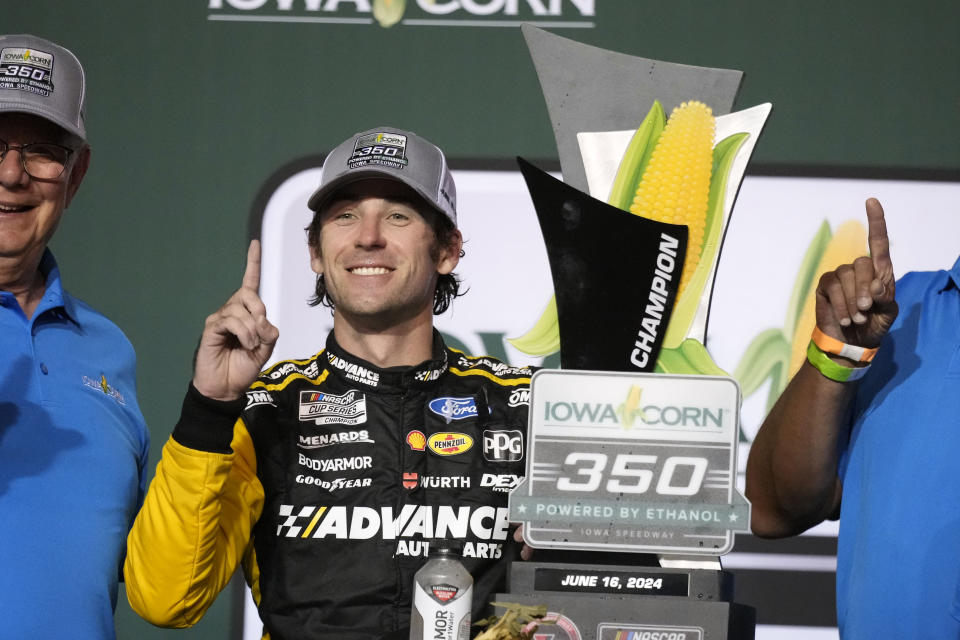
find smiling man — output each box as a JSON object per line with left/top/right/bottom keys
{"left": 0, "top": 34, "right": 149, "bottom": 639}
{"left": 125, "top": 128, "right": 533, "bottom": 639}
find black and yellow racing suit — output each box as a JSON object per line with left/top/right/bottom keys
{"left": 125, "top": 331, "right": 532, "bottom": 639}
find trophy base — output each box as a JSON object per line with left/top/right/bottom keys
{"left": 496, "top": 561, "right": 755, "bottom": 640}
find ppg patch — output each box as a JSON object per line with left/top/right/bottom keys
{"left": 349, "top": 132, "right": 409, "bottom": 170}
{"left": 299, "top": 390, "right": 367, "bottom": 426}
{"left": 0, "top": 47, "right": 55, "bottom": 96}
{"left": 482, "top": 430, "right": 523, "bottom": 462}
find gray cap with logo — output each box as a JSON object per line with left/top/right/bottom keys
{"left": 307, "top": 127, "right": 457, "bottom": 227}
{"left": 0, "top": 34, "right": 87, "bottom": 143}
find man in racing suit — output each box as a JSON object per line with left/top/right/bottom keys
{"left": 124, "top": 127, "right": 533, "bottom": 639}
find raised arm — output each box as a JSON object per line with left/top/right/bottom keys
{"left": 193, "top": 239, "right": 280, "bottom": 401}
{"left": 746, "top": 199, "right": 898, "bottom": 537}
{"left": 125, "top": 241, "right": 279, "bottom": 625}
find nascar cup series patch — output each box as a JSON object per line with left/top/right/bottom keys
{"left": 299, "top": 390, "right": 367, "bottom": 426}
{"left": 349, "top": 131, "right": 409, "bottom": 170}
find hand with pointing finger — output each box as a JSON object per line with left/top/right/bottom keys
{"left": 815, "top": 198, "right": 899, "bottom": 351}
{"left": 192, "top": 240, "right": 280, "bottom": 401}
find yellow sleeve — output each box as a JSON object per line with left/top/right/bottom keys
{"left": 124, "top": 418, "right": 264, "bottom": 627}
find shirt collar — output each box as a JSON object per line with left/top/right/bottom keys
{"left": 945, "top": 255, "right": 960, "bottom": 291}
{"left": 36, "top": 249, "right": 79, "bottom": 324}
{"left": 323, "top": 330, "right": 449, "bottom": 393}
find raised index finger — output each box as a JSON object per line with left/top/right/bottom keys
{"left": 242, "top": 239, "right": 262, "bottom": 291}
{"left": 866, "top": 198, "right": 893, "bottom": 277}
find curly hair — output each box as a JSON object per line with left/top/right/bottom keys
{"left": 305, "top": 199, "right": 465, "bottom": 314}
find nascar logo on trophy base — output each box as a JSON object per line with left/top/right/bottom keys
{"left": 498, "top": 26, "right": 771, "bottom": 640}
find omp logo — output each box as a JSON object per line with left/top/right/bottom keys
{"left": 246, "top": 389, "right": 276, "bottom": 409}
{"left": 428, "top": 396, "right": 477, "bottom": 421}
{"left": 207, "top": 0, "right": 596, "bottom": 29}
{"left": 482, "top": 430, "right": 523, "bottom": 462}
{"left": 508, "top": 387, "right": 530, "bottom": 407}
{"left": 427, "top": 432, "right": 474, "bottom": 456}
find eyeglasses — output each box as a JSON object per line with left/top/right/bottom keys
{"left": 0, "top": 139, "right": 74, "bottom": 180}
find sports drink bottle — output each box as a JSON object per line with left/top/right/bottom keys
{"left": 409, "top": 542, "right": 473, "bottom": 640}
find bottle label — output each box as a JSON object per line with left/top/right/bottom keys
{"left": 430, "top": 583, "right": 459, "bottom": 603}
{"left": 412, "top": 582, "right": 472, "bottom": 640}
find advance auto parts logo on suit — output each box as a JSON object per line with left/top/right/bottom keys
{"left": 207, "top": 0, "right": 596, "bottom": 29}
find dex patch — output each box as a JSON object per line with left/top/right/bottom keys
{"left": 427, "top": 432, "right": 474, "bottom": 456}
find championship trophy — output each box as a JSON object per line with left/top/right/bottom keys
{"left": 493, "top": 26, "right": 771, "bottom": 640}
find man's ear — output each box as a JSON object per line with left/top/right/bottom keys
{"left": 64, "top": 146, "right": 91, "bottom": 208}
{"left": 437, "top": 229, "right": 462, "bottom": 276}
{"left": 309, "top": 243, "right": 324, "bottom": 276}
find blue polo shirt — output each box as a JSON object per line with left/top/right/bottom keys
{"left": 837, "top": 255, "right": 960, "bottom": 639}
{"left": 0, "top": 251, "right": 149, "bottom": 640}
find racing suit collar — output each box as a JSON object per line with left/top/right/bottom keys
{"left": 323, "top": 330, "right": 449, "bottom": 393}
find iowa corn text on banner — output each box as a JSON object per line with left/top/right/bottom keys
{"left": 5, "top": 2, "right": 958, "bottom": 640}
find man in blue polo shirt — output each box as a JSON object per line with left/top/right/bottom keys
{"left": 0, "top": 34, "right": 149, "bottom": 639}
{"left": 746, "top": 199, "right": 960, "bottom": 637}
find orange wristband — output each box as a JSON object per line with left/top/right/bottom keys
{"left": 812, "top": 326, "right": 878, "bottom": 363}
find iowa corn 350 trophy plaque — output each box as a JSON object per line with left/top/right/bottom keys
{"left": 498, "top": 26, "right": 771, "bottom": 640}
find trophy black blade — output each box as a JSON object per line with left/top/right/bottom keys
{"left": 517, "top": 157, "right": 688, "bottom": 372}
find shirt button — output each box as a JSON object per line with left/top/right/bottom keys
{"left": 40, "top": 363, "right": 48, "bottom": 375}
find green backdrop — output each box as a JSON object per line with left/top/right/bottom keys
{"left": 5, "top": 1, "right": 959, "bottom": 638}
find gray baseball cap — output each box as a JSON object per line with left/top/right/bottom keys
{"left": 307, "top": 127, "right": 457, "bottom": 227}
{"left": 0, "top": 34, "right": 86, "bottom": 143}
